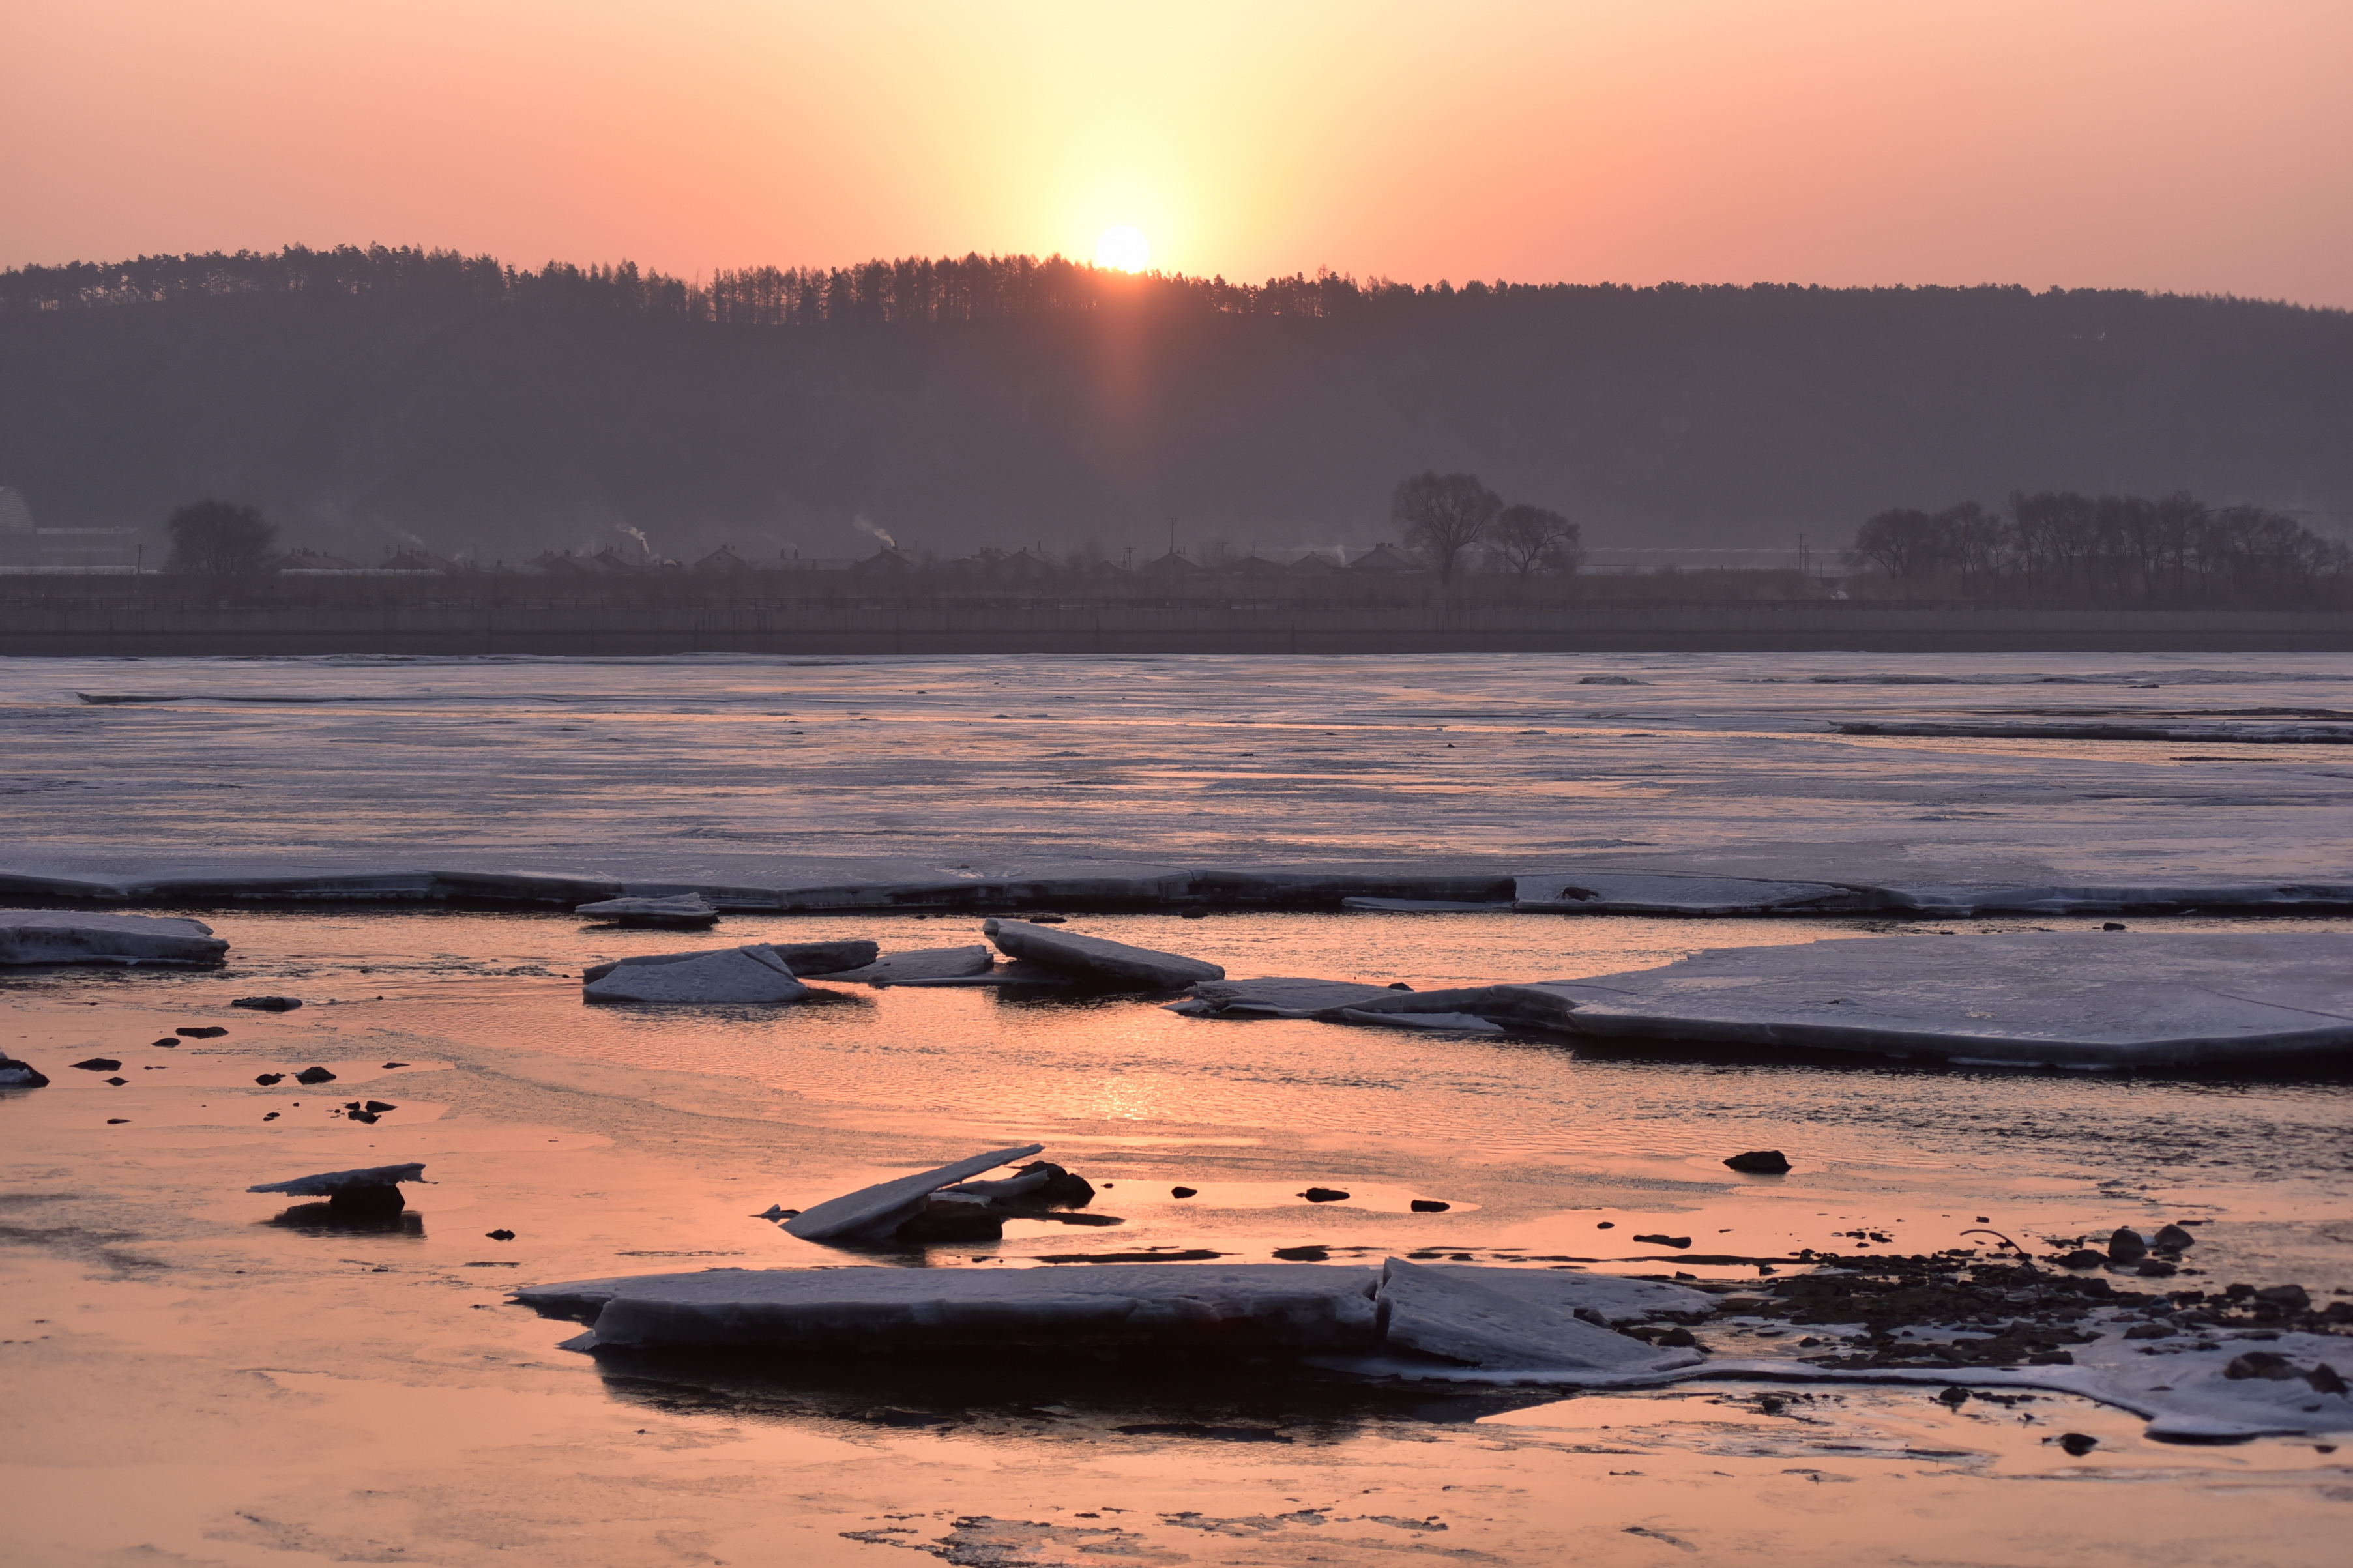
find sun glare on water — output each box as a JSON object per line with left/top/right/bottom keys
{"left": 1093, "top": 225, "right": 1150, "bottom": 272}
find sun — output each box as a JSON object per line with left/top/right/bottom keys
{"left": 1093, "top": 225, "right": 1150, "bottom": 272}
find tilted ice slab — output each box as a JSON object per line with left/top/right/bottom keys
{"left": 1377, "top": 1258, "right": 1699, "bottom": 1371}
{"left": 248, "top": 1162, "right": 426, "bottom": 1198}
{"left": 1173, "top": 977, "right": 1406, "bottom": 1018}
{"left": 0, "top": 910, "right": 227, "bottom": 966}
{"left": 581, "top": 938, "right": 876, "bottom": 984}
{"left": 523, "top": 1262, "right": 1383, "bottom": 1352}
{"left": 782, "top": 1144, "right": 1045, "bottom": 1241}
{"left": 982, "top": 918, "right": 1224, "bottom": 989}
{"left": 1330, "top": 932, "right": 2353, "bottom": 1068}
{"left": 815, "top": 944, "right": 997, "bottom": 985}
{"left": 581, "top": 944, "right": 810, "bottom": 1004}
{"left": 1513, "top": 873, "right": 1869, "bottom": 916}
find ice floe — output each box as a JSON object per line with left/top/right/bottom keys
{"left": 248, "top": 1161, "right": 426, "bottom": 1210}
{"left": 580, "top": 938, "right": 877, "bottom": 985}
{"left": 815, "top": 944, "right": 997, "bottom": 985}
{"left": 982, "top": 918, "right": 1224, "bottom": 989}
{"left": 1376, "top": 1258, "right": 1701, "bottom": 1371}
{"left": 581, "top": 944, "right": 811, "bottom": 1004}
{"left": 1171, "top": 977, "right": 1405, "bottom": 1018}
{"left": 574, "top": 892, "right": 721, "bottom": 927}
{"left": 0, "top": 910, "right": 228, "bottom": 966}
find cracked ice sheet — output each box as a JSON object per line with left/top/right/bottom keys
{"left": 1, "top": 650, "right": 2348, "bottom": 892}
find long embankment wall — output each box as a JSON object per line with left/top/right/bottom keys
{"left": 3, "top": 602, "right": 2351, "bottom": 656}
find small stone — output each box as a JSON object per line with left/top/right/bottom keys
{"left": 1656, "top": 1327, "right": 1699, "bottom": 1348}
{"left": 2058, "top": 1432, "right": 2099, "bottom": 1456}
{"left": 106, "top": 1118, "right": 128, "bottom": 1124}
{"left": 1170, "top": 1187, "right": 1198, "bottom": 1198}
{"left": 2122, "top": 1322, "right": 2176, "bottom": 1339}
{"left": 1410, "top": 1199, "right": 1452, "bottom": 1213}
{"left": 2224, "top": 1351, "right": 2298, "bottom": 1381}
{"left": 2152, "top": 1224, "right": 2196, "bottom": 1251}
{"left": 263, "top": 1112, "right": 279, "bottom": 1121}
{"left": 254, "top": 1073, "right": 284, "bottom": 1086}
{"left": 1596, "top": 1221, "right": 1615, "bottom": 1229}
{"left": 381, "top": 1062, "right": 409, "bottom": 1069}
{"left": 175, "top": 1026, "right": 227, "bottom": 1038}
{"left": 1723, "top": 1150, "right": 1792, "bottom": 1175}
{"left": 70, "top": 1058, "right": 123, "bottom": 1072}
{"left": 1299, "top": 1188, "right": 1351, "bottom": 1204}
{"left": 1272, "top": 1245, "right": 1330, "bottom": 1261}
{"left": 231, "top": 996, "right": 303, "bottom": 1011}
{"left": 1029, "top": 914, "right": 1067, "bottom": 924}
{"left": 1633, "top": 1234, "right": 1693, "bottom": 1249}
{"left": 294, "top": 1067, "right": 337, "bottom": 1085}
{"left": 347, "top": 1110, "right": 378, "bottom": 1124}
{"left": 1936, "top": 1386, "right": 1969, "bottom": 1406}
{"left": 2136, "top": 1258, "right": 2178, "bottom": 1278}
{"left": 1386, "top": 981, "right": 1413, "bottom": 991}
{"left": 2307, "top": 1364, "right": 2348, "bottom": 1395}
{"left": 2101, "top": 922, "right": 2126, "bottom": 932}
{"left": 364, "top": 1101, "right": 397, "bottom": 1112}
{"left": 103, "top": 1076, "right": 127, "bottom": 1086}
{"left": 2107, "top": 1228, "right": 2148, "bottom": 1263}
{"left": 151, "top": 1038, "right": 178, "bottom": 1048}
{"left": 486, "top": 1229, "right": 516, "bottom": 1241}
{"left": 2255, "top": 1284, "right": 2312, "bottom": 1313}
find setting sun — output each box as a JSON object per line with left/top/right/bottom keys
{"left": 1093, "top": 225, "right": 1150, "bottom": 272}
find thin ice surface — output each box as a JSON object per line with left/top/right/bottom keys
{"left": 0, "top": 910, "right": 227, "bottom": 965}
{"left": 1377, "top": 1258, "right": 1700, "bottom": 1371}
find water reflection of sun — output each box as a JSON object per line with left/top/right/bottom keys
{"left": 1093, "top": 225, "right": 1149, "bottom": 272}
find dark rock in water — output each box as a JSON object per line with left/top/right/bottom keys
{"left": 1411, "top": 1199, "right": 1452, "bottom": 1213}
{"left": 1298, "top": 1188, "right": 1351, "bottom": 1204}
{"left": 2308, "top": 1363, "right": 2348, "bottom": 1395}
{"left": 2123, "top": 1322, "right": 2177, "bottom": 1339}
{"left": 2107, "top": 1228, "right": 2148, "bottom": 1264}
{"left": 486, "top": 1229, "right": 516, "bottom": 1241}
{"left": 0, "top": 1053, "right": 50, "bottom": 1087}
{"left": 2058, "top": 1248, "right": 2109, "bottom": 1269}
{"left": 1596, "top": 1221, "right": 1615, "bottom": 1229}
{"left": 331, "top": 1185, "right": 404, "bottom": 1212}
{"left": 151, "top": 1038, "right": 178, "bottom": 1048}
{"left": 754, "top": 1206, "right": 802, "bottom": 1221}
{"left": 2058, "top": 1432, "right": 2099, "bottom": 1456}
{"left": 1180, "top": 908, "right": 1209, "bottom": 919}
{"left": 1633, "top": 1234, "right": 1693, "bottom": 1249}
{"left": 1936, "top": 1386, "right": 1970, "bottom": 1406}
{"left": 1272, "top": 1245, "right": 1330, "bottom": 1261}
{"left": 1170, "top": 1187, "right": 1199, "bottom": 1198}
{"left": 1656, "top": 1327, "right": 1699, "bottom": 1348}
{"left": 1386, "top": 981, "right": 1414, "bottom": 991}
{"left": 231, "top": 996, "right": 303, "bottom": 1011}
{"left": 381, "top": 1062, "right": 409, "bottom": 1069}
{"left": 2225, "top": 1351, "right": 2298, "bottom": 1381}
{"left": 1029, "top": 914, "right": 1067, "bottom": 924}
{"left": 1010, "top": 1161, "right": 1096, "bottom": 1207}
{"left": 347, "top": 1111, "right": 379, "bottom": 1124}
{"left": 2255, "top": 1284, "right": 2312, "bottom": 1313}
{"left": 893, "top": 1196, "right": 1004, "bottom": 1243}
{"left": 176, "top": 1026, "right": 227, "bottom": 1038}
{"left": 104, "top": 1076, "right": 127, "bottom": 1086}
{"left": 254, "top": 1073, "right": 284, "bottom": 1086}
{"left": 2102, "top": 922, "right": 2127, "bottom": 932}
{"left": 364, "top": 1100, "right": 398, "bottom": 1112}
{"left": 71, "top": 1058, "right": 122, "bottom": 1072}
{"left": 106, "top": 1118, "right": 128, "bottom": 1124}
{"left": 2152, "top": 1224, "right": 2197, "bottom": 1251}
{"left": 263, "top": 1112, "right": 279, "bottom": 1121}
{"left": 295, "top": 1066, "right": 337, "bottom": 1085}
{"left": 2135, "top": 1258, "right": 2178, "bottom": 1277}
{"left": 1723, "top": 1150, "right": 1792, "bottom": 1174}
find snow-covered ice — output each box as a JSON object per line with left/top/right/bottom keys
{"left": 982, "top": 918, "right": 1224, "bottom": 989}
{"left": 247, "top": 1162, "right": 427, "bottom": 1204}
{"left": 781, "top": 1144, "right": 1045, "bottom": 1241}
{"left": 0, "top": 910, "right": 228, "bottom": 966}
{"left": 1375, "top": 1258, "right": 1701, "bottom": 1371}
{"left": 581, "top": 943, "right": 811, "bottom": 1004}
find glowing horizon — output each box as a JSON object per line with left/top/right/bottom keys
{"left": 3, "top": 1, "right": 2349, "bottom": 307}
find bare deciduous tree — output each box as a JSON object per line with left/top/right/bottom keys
{"left": 1392, "top": 472, "right": 1501, "bottom": 582}
{"left": 164, "top": 499, "right": 277, "bottom": 575}
{"left": 1483, "top": 504, "right": 1581, "bottom": 577}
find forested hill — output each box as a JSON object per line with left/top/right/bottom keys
{"left": 3, "top": 245, "right": 2349, "bottom": 564}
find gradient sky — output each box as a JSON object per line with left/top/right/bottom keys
{"left": 7, "top": 1, "right": 2350, "bottom": 306}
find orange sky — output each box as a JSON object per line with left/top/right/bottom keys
{"left": 6, "top": 1, "right": 2350, "bottom": 305}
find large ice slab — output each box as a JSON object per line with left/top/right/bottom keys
{"left": 581, "top": 944, "right": 810, "bottom": 1004}
{"left": 519, "top": 1262, "right": 1382, "bottom": 1352}
{"left": 1373, "top": 933, "right": 2353, "bottom": 1069}
{"left": 782, "top": 1144, "right": 1045, "bottom": 1241}
{"left": 573, "top": 892, "right": 720, "bottom": 927}
{"left": 581, "top": 938, "right": 876, "bottom": 984}
{"left": 982, "top": 918, "right": 1223, "bottom": 989}
{"left": 816, "top": 944, "right": 997, "bottom": 985}
{"left": 1377, "top": 1258, "right": 1699, "bottom": 1371}
{"left": 0, "top": 910, "right": 227, "bottom": 966}
{"left": 1514, "top": 873, "right": 1869, "bottom": 916}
